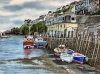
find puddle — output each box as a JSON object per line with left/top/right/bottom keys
{"left": 32, "top": 60, "right": 43, "bottom": 65}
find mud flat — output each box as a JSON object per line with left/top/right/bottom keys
{"left": 1, "top": 53, "right": 99, "bottom": 74}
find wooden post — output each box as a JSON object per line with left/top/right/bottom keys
{"left": 84, "top": 28, "right": 90, "bottom": 56}
{"left": 80, "top": 30, "right": 86, "bottom": 54}
{"left": 71, "top": 31, "right": 74, "bottom": 49}
{"left": 78, "top": 31, "right": 83, "bottom": 53}
{"left": 93, "top": 36, "right": 100, "bottom": 66}
{"left": 90, "top": 35, "right": 96, "bottom": 66}
{"left": 74, "top": 27, "right": 78, "bottom": 52}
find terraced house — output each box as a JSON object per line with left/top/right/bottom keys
{"left": 75, "top": 0, "right": 100, "bottom": 15}
{"left": 46, "top": 12, "right": 78, "bottom": 38}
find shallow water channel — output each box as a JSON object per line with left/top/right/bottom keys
{"left": 0, "top": 36, "right": 54, "bottom": 74}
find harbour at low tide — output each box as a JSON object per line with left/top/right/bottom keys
{"left": 0, "top": 36, "right": 99, "bottom": 74}
{"left": 0, "top": 36, "right": 54, "bottom": 74}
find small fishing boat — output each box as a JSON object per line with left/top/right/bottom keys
{"left": 23, "top": 20, "right": 34, "bottom": 48}
{"left": 34, "top": 35, "right": 47, "bottom": 48}
{"left": 34, "top": 35, "right": 43, "bottom": 42}
{"left": 60, "top": 49, "right": 88, "bottom": 64}
{"left": 60, "top": 51, "right": 88, "bottom": 64}
{"left": 60, "top": 53, "right": 73, "bottom": 63}
{"left": 54, "top": 45, "right": 65, "bottom": 57}
{"left": 60, "top": 49, "right": 75, "bottom": 63}
{"left": 73, "top": 53, "right": 88, "bottom": 64}
{"left": 23, "top": 35, "right": 34, "bottom": 48}
{"left": 1, "top": 35, "right": 10, "bottom": 38}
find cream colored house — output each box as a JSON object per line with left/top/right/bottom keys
{"left": 71, "top": 5, "right": 76, "bottom": 13}
{"left": 46, "top": 13, "right": 78, "bottom": 38}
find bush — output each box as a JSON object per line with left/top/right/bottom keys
{"left": 93, "top": 10, "right": 100, "bottom": 15}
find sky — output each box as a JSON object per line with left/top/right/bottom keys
{"left": 0, "top": 0, "right": 79, "bottom": 32}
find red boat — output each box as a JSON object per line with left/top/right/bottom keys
{"left": 23, "top": 41, "right": 34, "bottom": 46}
{"left": 23, "top": 20, "right": 34, "bottom": 47}
{"left": 23, "top": 35, "right": 34, "bottom": 47}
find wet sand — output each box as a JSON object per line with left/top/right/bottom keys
{"left": 4, "top": 54, "right": 69, "bottom": 74}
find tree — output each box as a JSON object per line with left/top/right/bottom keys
{"left": 30, "top": 23, "right": 37, "bottom": 35}
{"left": 13, "top": 21, "right": 47, "bottom": 35}
{"left": 20, "top": 24, "right": 29, "bottom": 35}
{"left": 93, "top": 10, "right": 100, "bottom": 15}
{"left": 14, "top": 28, "right": 20, "bottom": 35}
{"left": 31, "top": 21, "right": 47, "bottom": 34}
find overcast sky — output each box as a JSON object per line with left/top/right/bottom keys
{"left": 0, "top": 0, "right": 78, "bottom": 32}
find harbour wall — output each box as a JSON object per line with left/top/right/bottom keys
{"left": 43, "top": 35, "right": 100, "bottom": 70}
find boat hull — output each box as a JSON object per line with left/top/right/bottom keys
{"left": 60, "top": 53, "right": 73, "bottom": 63}
{"left": 23, "top": 41, "right": 34, "bottom": 46}
{"left": 54, "top": 52, "right": 62, "bottom": 57}
{"left": 73, "top": 56, "right": 86, "bottom": 64}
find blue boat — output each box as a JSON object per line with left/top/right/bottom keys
{"left": 73, "top": 53, "right": 88, "bottom": 64}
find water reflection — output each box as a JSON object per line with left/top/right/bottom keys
{"left": 24, "top": 47, "right": 33, "bottom": 58}
{"left": 0, "top": 36, "right": 44, "bottom": 60}
{"left": 23, "top": 46, "right": 44, "bottom": 59}
{"left": 0, "top": 36, "right": 54, "bottom": 74}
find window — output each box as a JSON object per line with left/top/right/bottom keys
{"left": 64, "top": 24, "right": 65, "bottom": 28}
{"left": 72, "top": 18, "right": 74, "bottom": 20}
{"left": 60, "top": 24, "right": 62, "bottom": 28}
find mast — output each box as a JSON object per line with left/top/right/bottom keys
{"left": 24, "top": 19, "right": 32, "bottom": 36}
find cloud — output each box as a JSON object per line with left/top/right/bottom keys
{"left": 0, "top": 0, "right": 77, "bottom": 31}
{"left": 12, "top": 20, "right": 24, "bottom": 25}
{"left": 3, "top": 1, "right": 57, "bottom": 12}
{"left": 0, "top": 23, "right": 21, "bottom": 32}
{"left": 0, "top": 0, "right": 11, "bottom": 4}
{"left": 10, "top": 8, "right": 49, "bottom": 21}
{"left": 9, "top": 0, "right": 36, "bottom": 5}
{"left": 0, "top": 10, "right": 14, "bottom": 16}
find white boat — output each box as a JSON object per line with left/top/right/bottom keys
{"left": 35, "top": 37, "right": 43, "bottom": 42}
{"left": 60, "top": 50, "right": 88, "bottom": 64}
{"left": 60, "top": 49, "right": 75, "bottom": 63}
{"left": 1, "top": 35, "right": 10, "bottom": 38}
{"left": 60, "top": 53, "right": 73, "bottom": 63}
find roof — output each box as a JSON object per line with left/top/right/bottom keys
{"left": 70, "top": 1, "right": 78, "bottom": 5}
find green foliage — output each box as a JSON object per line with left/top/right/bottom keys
{"left": 62, "top": 7, "right": 70, "bottom": 12}
{"left": 20, "top": 24, "right": 29, "bottom": 35}
{"left": 14, "top": 28, "right": 20, "bottom": 34}
{"left": 10, "top": 21, "right": 47, "bottom": 35}
{"left": 93, "top": 10, "right": 100, "bottom": 15}
{"left": 53, "top": 7, "right": 70, "bottom": 13}
{"left": 31, "top": 21, "right": 47, "bottom": 34}
{"left": 54, "top": 10, "right": 62, "bottom": 13}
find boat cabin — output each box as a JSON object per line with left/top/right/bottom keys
{"left": 23, "top": 35, "right": 34, "bottom": 47}
{"left": 35, "top": 37, "right": 43, "bottom": 42}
